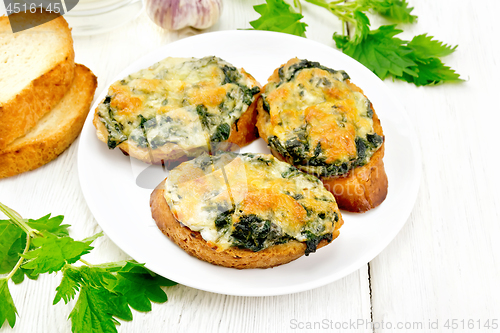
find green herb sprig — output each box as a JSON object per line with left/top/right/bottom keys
{"left": 0, "top": 202, "right": 176, "bottom": 332}
{"left": 249, "top": 0, "right": 462, "bottom": 86}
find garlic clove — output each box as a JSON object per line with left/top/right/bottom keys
{"left": 145, "top": 0, "right": 223, "bottom": 31}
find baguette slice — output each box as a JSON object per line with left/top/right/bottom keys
{"left": 151, "top": 181, "right": 339, "bottom": 269}
{"left": 0, "top": 12, "right": 75, "bottom": 150}
{"left": 0, "top": 64, "right": 97, "bottom": 178}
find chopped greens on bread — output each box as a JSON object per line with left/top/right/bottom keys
{"left": 257, "top": 58, "right": 388, "bottom": 212}
{"left": 258, "top": 58, "right": 383, "bottom": 177}
{"left": 151, "top": 152, "right": 343, "bottom": 269}
{"left": 94, "top": 56, "right": 261, "bottom": 164}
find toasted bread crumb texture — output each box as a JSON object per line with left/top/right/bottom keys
{"left": 163, "top": 152, "right": 343, "bottom": 254}
{"left": 93, "top": 56, "right": 261, "bottom": 163}
{"left": 257, "top": 58, "right": 384, "bottom": 178}
{"left": 0, "top": 64, "right": 97, "bottom": 178}
{"left": 151, "top": 183, "right": 341, "bottom": 269}
{"left": 0, "top": 13, "right": 75, "bottom": 149}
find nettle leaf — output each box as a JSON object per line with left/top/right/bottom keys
{"left": 69, "top": 287, "right": 131, "bottom": 333}
{"left": 369, "top": 0, "right": 417, "bottom": 23}
{"left": 1, "top": 214, "right": 72, "bottom": 282}
{"left": 21, "top": 232, "right": 98, "bottom": 275}
{"left": 54, "top": 261, "right": 176, "bottom": 333}
{"left": 400, "top": 34, "right": 462, "bottom": 85}
{"left": 26, "top": 214, "right": 70, "bottom": 237}
{"left": 54, "top": 265, "right": 131, "bottom": 333}
{"left": 407, "top": 33, "right": 457, "bottom": 60}
{"left": 334, "top": 25, "right": 417, "bottom": 79}
{"left": 0, "top": 278, "right": 17, "bottom": 329}
{"left": 53, "top": 267, "right": 81, "bottom": 305}
{"left": 105, "top": 261, "right": 176, "bottom": 312}
{"left": 250, "top": 0, "right": 307, "bottom": 37}
{"left": 400, "top": 57, "right": 463, "bottom": 86}
{"left": 0, "top": 221, "right": 39, "bottom": 284}
{"left": 0, "top": 220, "right": 23, "bottom": 275}
{"left": 351, "top": 10, "right": 370, "bottom": 44}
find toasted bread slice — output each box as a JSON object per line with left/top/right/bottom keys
{"left": 93, "top": 96, "right": 260, "bottom": 165}
{"left": 0, "top": 12, "right": 75, "bottom": 150}
{"left": 151, "top": 181, "right": 340, "bottom": 269}
{"left": 93, "top": 57, "right": 261, "bottom": 164}
{"left": 0, "top": 64, "right": 97, "bottom": 178}
{"left": 256, "top": 58, "right": 388, "bottom": 212}
{"left": 150, "top": 152, "right": 343, "bottom": 269}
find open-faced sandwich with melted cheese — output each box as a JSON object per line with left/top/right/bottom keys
{"left": 94, "top": 56, "right": 261, "bottom": 164}
{"left": 150, "top": 152, "right": 343, "bottom": 269}
{"left": 256, "top": 58, "right": 388, "bottom": 212}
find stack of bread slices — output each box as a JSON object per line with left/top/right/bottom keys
{"left": 0, "top": 12, "right": 97, "bottom": 178}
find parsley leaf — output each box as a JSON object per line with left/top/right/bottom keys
{"left": 21, "top": 232, "right": 100, "bottom": 275}
{"left": 54, "top": 261, "right": 176, "bottom": 333}
{"left": 334, "top": 25, "right": 417, "bottom": 79}
{"left": 250, "top": 0, "right": 308, "bottom": 37}
{"left": 0, "top": 278, "right": 17, "bottom": 328}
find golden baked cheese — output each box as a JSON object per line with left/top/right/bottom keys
{"left": 258, "top": 58, "right": 384, "bottom": 177}
{"left": 95, "top": 56, "right": 260, "bottom": 158}
{"left": 164, "top": 152, "right": 342, "bottom": 253}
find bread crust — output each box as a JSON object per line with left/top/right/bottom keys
{"left": 150, "top": 180, "right": 341, "bottom": 269}
{"left": 0, "top": 65, "right": 97, "bottom": 178}
{"left": 0, "top": 14, "right": 75, "bottom": 150}
{"left": 256, "top": 82, "right": 388, "bottom": 213}
{"left": 320, "top": 111, "right": 388, "bottom": 212}
{"left": 94, "top": 95, "right": 260, "bottom": 164}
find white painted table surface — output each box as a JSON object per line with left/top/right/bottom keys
{"left": 1, "top": 0, "right": 500, "bottom": 332}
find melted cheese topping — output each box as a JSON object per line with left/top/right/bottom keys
{"left": 261, "top": 58, "right": 383, "bottom": 176}
{"left": 164, "top": 152, "right": 341, "bottom": 251}
{"left": 96, "top": 56, "right": 260, "bottom": 152}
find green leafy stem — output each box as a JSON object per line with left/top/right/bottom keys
{"left": 249, "top": 0, "right": 462, "bottom": 86}
{"left": 0, "top": 202, "right": 176, "bottom": 333}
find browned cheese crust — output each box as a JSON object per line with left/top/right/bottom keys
{"left": 0, "top": 65, "right": 97, "bottom": 178}
{"left": 93, "top": 95, "right": 260, "bottom": 165}
{"left": 0, "top": 13, "right": 75, "bottom": 150}
{"left": 150, "top": 181, "right": 342, "bottom": 269}
{"left": 321, "top": 110, "right": 387, "bottom": 212}
{"left": 256, "top": 67, "right": 388, "bottom": 213}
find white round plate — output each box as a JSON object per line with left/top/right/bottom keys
{"left": 78, "top": 30, "right": 421, "bottom": 297}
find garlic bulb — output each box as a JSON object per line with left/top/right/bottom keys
{"left": 145, "top": 0, "right": 223, "bottom": 31}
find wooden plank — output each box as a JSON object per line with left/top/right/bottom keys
{"left": 370, "top": 0, "right": 500, "bottom": 331}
